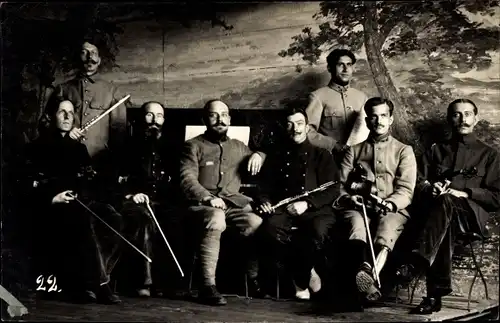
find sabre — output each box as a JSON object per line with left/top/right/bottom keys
{"left": 68, "top": 193, "right": 152, "bottom": 263}
{"left": 81, "top": 94, "right": 131, "bottom": 132}
{"left": 360, "top": 196, "right": 381, "bottom": 288}
{"left": 146, "top": 202, "right": 184, "bottom": 277}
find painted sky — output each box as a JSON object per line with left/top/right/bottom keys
{"left": 78, "top": 2, "right": 499, "bottom": 124}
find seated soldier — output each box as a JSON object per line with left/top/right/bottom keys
{"left": 256, "top": 107, "right": 340, "bottom": 301}
{"left": 334, "top": 97, "right": 417, "bottom": 305}
{"left": 118, "top": 101, "right": 184, "bottom": 297}
{"left": 396, "top": 99, "right": 500, "bottom": 314}
{"left": 25, "top": 98, "right": 125, "bottom": 304}
{"left": 179, "top": 99, "right": 265, "bottom": 306}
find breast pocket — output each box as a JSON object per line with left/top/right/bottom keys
{"left": 321, "top": 108, "right": 343, "bottom": 132}
{"left": 89, "top": 98, "right": 107, "bottom": 111}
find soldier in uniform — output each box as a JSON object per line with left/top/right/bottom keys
{"left": 179, "top": 99, "right": 266, "bottom": 306}
{"left": 396, "top": 99, "right": 500, "bottom": 314}
{"left": 41, "top": 34, "right": 131, "bottom": 171}
{"left": 118, "top": 101, "right": 183, "bottom": 298}
{"left": 25, "top": 97, "right": 124, "bottom": 304}
{"left": 335, "top": 97, "right": 417, "bottom": 305}
{"left": 257, "top": 107, "right": 340, "bottom": 301}
{"left": 305, "top": 48, "right": 369, "bottom": 165}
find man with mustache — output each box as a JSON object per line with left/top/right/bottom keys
{"left": 118, "top": 101, "right": 183, "bottom": 298}
{"left": 334, "top": 97, "right": 417, "bottom": 309}
{"left": 179, "top": 99, "right": 266, "bottom": 306}
{"left": 25, "top": 97, "right": 124, "bottom": 304}
{"left": 256, "top": 106, "right": 340, "bottom": 301}
{"left": 395, "top": 99, "right": 500, "bottom": 314}
{"left": 41, "top": 35, "right": 130, "bottom": 172}
{"left": 305, "top": 49, "right": 370, "bottom": 166}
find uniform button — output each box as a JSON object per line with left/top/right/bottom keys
{"left": 346, "top": 106, "right": 352, "bottom": 110}
{"left": 221, "top": 171, "right": 224, "bottom": 175}
{"left": 84, "top": 112, "right": 89, "bottom": 116}
{"left": 287, "top": 152, "right": 290, "bottom": 155}
{"left": 377, "top": 160, "right": 382, "bottom": 164}
{"left": 285, "top": 174, "right": 289, "bottom": 177}
{"left": 85, "top": 100, "right": 89, "bottom": 104}
{"left": 301, "top": 186, "right": 305, "bottom": 190}
{"left": 376, "top": 148, "right": 381, "bottom": 151}
{"left": 302, "top": 174, "right": 306, "bottom": 177}
{"left": 85, "top": 89, "right": 89, "bottom": 93}
{"left": 84, "top": 79, "right": 87, "bottom": 83}
{"left": 377, "top": 175, "right": 382, "bottom": 179}
{"left": 286, "top": 163, "right": 290, "bottom": 166}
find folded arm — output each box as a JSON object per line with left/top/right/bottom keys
{"left": 385, "top": 145, "right": 417, "bottom": 212}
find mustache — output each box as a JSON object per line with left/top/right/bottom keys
{"left": 214, "top": 122, "right": 227, "bottom": 127}
{"left": 459, "top": 123, "right": 472, "bottom": 127}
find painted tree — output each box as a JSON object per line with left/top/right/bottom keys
{"left": 278, "top": 0, "right": 500, "bottom": 149}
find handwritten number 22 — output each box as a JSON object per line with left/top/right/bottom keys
{"left": 36, "top": 275, "right": 59, "bottom": 292}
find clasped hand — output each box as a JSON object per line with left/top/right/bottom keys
{"left": 258, "top": 201, "right": 308, "bottom": 216}
{"left": 69, "top": 127, "right": 85, "bottom": 141}
{"left": 432, "top": 181, "right": 468, "bottom": 198}
{"left": 52, "top": 190, "right": 76, "bottom": 204}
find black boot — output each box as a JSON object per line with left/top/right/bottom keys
{"left": 247, "top": 277, "right": 270, "bottom": 299}
{"left": 409, "top": 296, "right": 442, "bottom": 314}
{"left": 96, "top": 284, "right": 121, "bottom": 305}
{"left": 198, "top": 285, "right": 227, "bottom": 306}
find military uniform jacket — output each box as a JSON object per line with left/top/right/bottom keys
{"left": 258, "top": 139, "right": 340, "bottom": 213}
{"left": 50, "top": 73, "right": 128, "bottom": 159}
{"left": 305, "top": 81, "right": 369, "bottom": 151}
{"left": 180, "top": 132, "right": 264, "bottom": 208}
{"left": 418, "top": 134, "right": 500, "bottom": 237}
{"left": 338, "top": 135, "right": 417, "bottom": 217}
{"left": 122, "top": 134, "right": 176, "bottom": 203}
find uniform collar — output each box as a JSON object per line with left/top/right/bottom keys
{"left": 203, "top": 130, "right": 229, "bottom": 144}
{"left": 367, "top": 132, "right": 391, "bottom": 143}
{"left": 77, "top": 71, "right": 97, "bottom": 84}
{"left": 328, "top": 80, "right": 350, "bottom": 93}
{"left": 287, "top": 138, "right": 311, "bottom": 153}
{"left": 453, "top": 133, "right": 478, "bottom": 146}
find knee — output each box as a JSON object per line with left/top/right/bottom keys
{"left": 241, "top": 214, "right": 263, "bottom": 237}
{"left": 204, "top": 208, "right": 226, "bottom": 232}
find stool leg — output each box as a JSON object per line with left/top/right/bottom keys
{"left": 409, "top": 274, "right": 423, "bottom": 305}
{"left": 477, "top": 241, "right": 489, "bottom": 300}
{"left": 276, "top": 268, "right": 280, "bottom": 301}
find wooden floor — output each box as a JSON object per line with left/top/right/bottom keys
{"left": 8, "top": 292, "right": 498, "bottom": 322}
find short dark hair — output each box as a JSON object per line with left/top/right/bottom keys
{"left": 326, "top": 49, "right": 357, "bottom": 67}
{"left": 284, "top": 107, "right": 309, "bottom": 124}
{"left": 447, "top": 98, "right": 478, "bottom": 117}
{"left": 364, "top": 97, "right": 394, "bottom": 116}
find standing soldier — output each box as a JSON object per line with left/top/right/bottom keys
{"left": 41, "top": 34, "right": 131, "bottom": 170}
{"left": 305, "top": 48, "right": 369, "bottom": 165}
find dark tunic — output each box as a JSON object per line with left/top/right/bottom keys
{"left": 24, "top": 130, "right": 123, "bottom": 292}
{"left": 258, "top": 138, "right": 341, "bottom": 213}
{"left": 417, "top": 133, "right": 500, "bottom": 237}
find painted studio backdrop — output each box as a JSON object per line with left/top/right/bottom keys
{"left": 1, "top": 0, "right": 499, "bottom": 302}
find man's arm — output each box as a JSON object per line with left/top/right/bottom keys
{"left": 179, "top": 141, "right": 214, "bottom": 203}
{"left": 385, "top": 145, "right": 418, "bottom": 212}
{"left": 415, "top": 144, "right": 435, "bottom": 197}
{"left": 464, "top": 150, "right": 500, "bottom": 212}
{"left": 303, "top": 149, "right": 341, "bottom": 209}
{"left": 305, "top": 93, "right": 337, "bottom": 151}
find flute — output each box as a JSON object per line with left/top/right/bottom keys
{"left": 269, "top": 180, "right": 340, "bottom": 211}
{"left": 81, "top": 94, "right": 131, "bottom": 132}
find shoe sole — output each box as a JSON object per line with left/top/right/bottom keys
{"left": 356, "top": 271, "right": 381, "bottom": 301}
